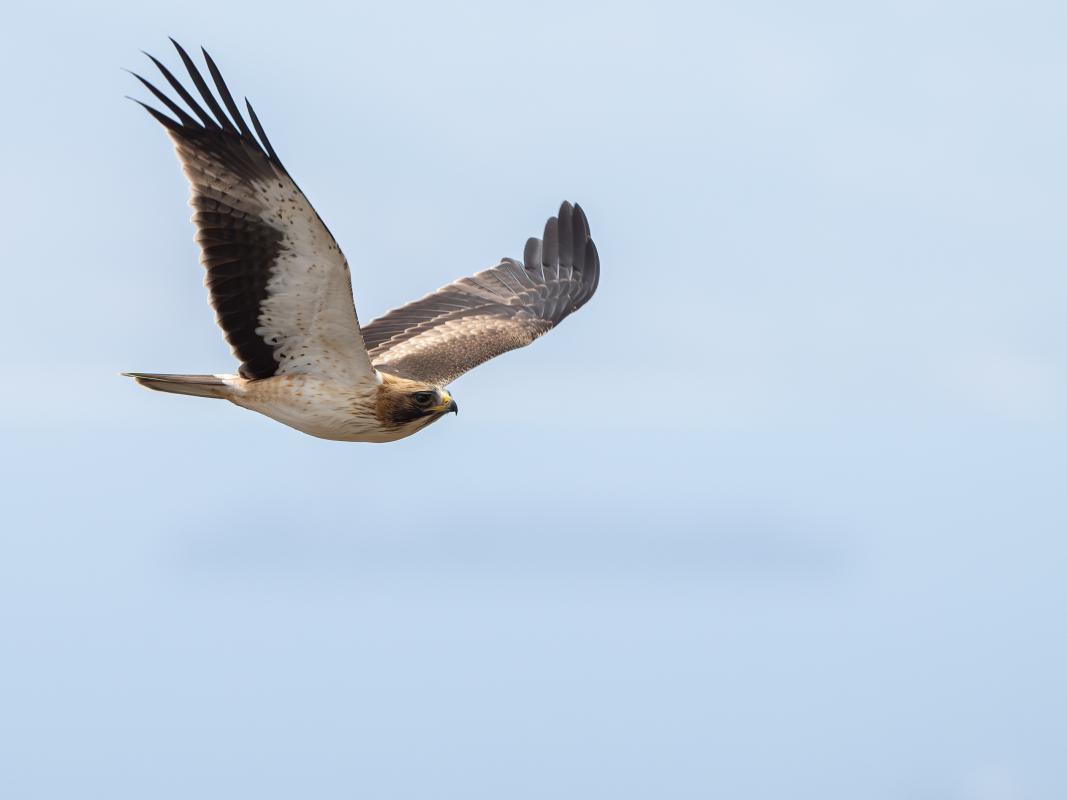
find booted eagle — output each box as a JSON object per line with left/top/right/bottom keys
{"left": 124, "top": 41, "right": 600, "bottom": 443}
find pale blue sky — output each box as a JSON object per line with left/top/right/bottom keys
{"left": 2, "top": 1, "right": 1066, "bottom": 798}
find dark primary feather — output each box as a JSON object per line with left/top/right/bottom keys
{"left": 131, "top": 42, "right": 301, "bottom": 379}
{"left": 201, "top": 47, "right": 258, "bottom": 142}
{"left": 363, "top": 202, "right": 600, "bottom": 386}
{"left": 170, "top": 39, "right": 237, "bottom": 134}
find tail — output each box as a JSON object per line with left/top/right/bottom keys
{"left": 122, "top": 372, "right": 232, "bottom": 400}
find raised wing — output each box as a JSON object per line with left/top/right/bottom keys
{"left": 131, "top": 41, "right": 374, "bottom": 384}
{"left": 363, "top": 202, "right": 599, "bottom": 386}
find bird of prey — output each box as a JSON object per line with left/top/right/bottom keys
{"left": 123, "top": 42, "right": 600, "bottom": 443}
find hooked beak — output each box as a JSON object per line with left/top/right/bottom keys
{"left": 430, "top": 392, "right": 459, "bottom": 415}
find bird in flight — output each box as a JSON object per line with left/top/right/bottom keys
{"left": 124, "top": 41, "right": 600, "bottom": 442}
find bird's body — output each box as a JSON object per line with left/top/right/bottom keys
{"left": 125, "top": 42, "right": 599, "bottom": 442}
{"left": 231, "top": 372, "right": 450, "bottom": 443}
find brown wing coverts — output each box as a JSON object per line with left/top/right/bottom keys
{"left": 363, "top": 202, "right": 600, "bottom": 385}
{"left": 131, "top": 41, "right": 293, "bottom": 380}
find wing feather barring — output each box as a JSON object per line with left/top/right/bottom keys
{"left": 123, "top": 41, "right": 600, "bottom": 443}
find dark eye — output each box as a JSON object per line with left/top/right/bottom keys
{"left": 412, "top": 391, "right": 435, "bottom": 406}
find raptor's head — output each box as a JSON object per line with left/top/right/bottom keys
{"left": 375, "top": 372, "right": 458, "bottom": 434}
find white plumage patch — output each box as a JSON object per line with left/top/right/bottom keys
{"left": 250, "top": 177, "right": 376, "bottom": 388}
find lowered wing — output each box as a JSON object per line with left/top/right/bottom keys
{"left": 363, "top": 202, "right": 599, "bottom": 386}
